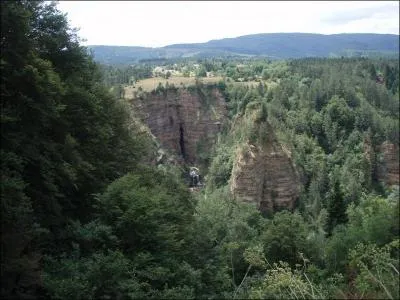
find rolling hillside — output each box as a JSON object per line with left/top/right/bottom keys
{"left": 89, "top": 33, "right": 399, "bottom": 64}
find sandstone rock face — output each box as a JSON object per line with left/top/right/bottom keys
{"left": 377, "top": 141, "right": 399, "bottom": 186}
{"left": 130, "top": 87, "right": 227, "bottom": 165}
{"left": 230, "top": 123, "right": 300, "bottom": 213}
{"left": 130, "top": 86, "right": 299, "bottom": 213}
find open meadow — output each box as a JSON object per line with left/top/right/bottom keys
{"left": 124, "top": 76, "right": 278, "bottom": 99}
{"left": 124, "top": 76, "right": 223, "bottom": 98}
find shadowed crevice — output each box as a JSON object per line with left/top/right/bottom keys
{"left": 179, "top": 124, "right": 186, "bottom": 159}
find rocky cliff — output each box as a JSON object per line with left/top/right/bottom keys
{"left": 230, "top": 117, "right": 300, "bottom": 214}
{"left": 128, "top": 85, "right": 300, "bottom": 213}
{"left": 364, "top": 137, "right": 399, "bottom": 187}
{"left": 377, "top": 141, "right": 399, "bottom": 186}
{"left": 129, "top": 85, "right": 227, "bottom": 166}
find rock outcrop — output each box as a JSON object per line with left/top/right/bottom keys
{"left": 128, "top": 85, "right": 300, "bottom": 213}
{"left": 230, "top": 121, "right": 300, "bottom": 214}
{"left": 129, "top": 86, "right": 227, "bottom": 165}
{"left": 377, "top": 141, "right": 399, "bottom": 186}
{"left": 364, "top": 137, "right": 399, "bottom": 187}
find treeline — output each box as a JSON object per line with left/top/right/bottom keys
{"left": 210, "top": 56, "right": 399, "bottom": 222}
{"left": 1, "top": 1, "right": 153, "bottom": 297}
{"left": 1, "top": 1, "right": 399, "bottom": 299}
{"left": 205, "top": 57, "right": 399, "bottom": 297}
{"left": 100, "top": 64, "right": 153, "bottom": 87}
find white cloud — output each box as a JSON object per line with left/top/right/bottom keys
{"left": 57, "top": 1, "right": 399, "bottom": 47}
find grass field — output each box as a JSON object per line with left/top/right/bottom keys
{"left": 124, "top": 76, "right": 278, "bottom": 99}
{"left": 124, "top": 76, "right": 224, "bottom": 98}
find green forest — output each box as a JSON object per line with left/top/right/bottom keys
{"left": 1, "top": 1, "right": 399, "bottom": 299}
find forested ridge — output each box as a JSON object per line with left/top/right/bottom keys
{"left": 89, "top": 33, "right": 399, "bottom": 65}
{"left": 1, "top": 1, "right": 399, "bottom": 299}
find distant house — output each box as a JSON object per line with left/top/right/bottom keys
{"left": 153, "top": 66, "right": 164, "bottom": 77}
{"left": 153, "top": 66, "right": 179, "bottom": 77}
{"left": 236, "top": 64, "right": 246, "bottom": 71}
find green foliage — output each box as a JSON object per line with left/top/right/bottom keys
{"left": 1, "top": 3, "right": 399, "bottom": 298}
{"left": 326, "top": 167, "right": 348, "bottom": 235}
{"left": 206, "top": 144, "right": 234, "bottom": 191}
{"left": 1, "top": 1, "right": 149, "bottom": 297}
{"left": 196, "top": 65, "right": 207, "bottom": 77}
{"left": 43, "top": 249, "right": 143, "bottom": 300}
{"left": 97, "top": 167, "right": 194, "bottom": 255}
{"left": 348, "top": 241, "right": 399, "bottom": 299}
{"left": 248, "top": 261, "right": 327, "bottom": 299}
{"left": 261, "top": 211, "right": 313, "bottom": 266}
{"left": 325, "top": 192, "right": 399, "bottom": 274}
{"left": 43, "top": 167, "right": 198, "bottom": 299}
{"left": 202, "top": 56, "right": 399, "bottom": 299}
{"left": 190, "top": 187, "right": 264, "bottom": 297}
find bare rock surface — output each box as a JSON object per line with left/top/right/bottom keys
{"left": 377, "top": 141, "right": 399, "bottom": 186}
{"left": 130, "top": 87, "right": 227, "bottom": 165}
{"left": 230, "top": 122, "right": 300, "bottom": 213}
{"left": 130, "top": 87, "right": 300, "bottom": 213}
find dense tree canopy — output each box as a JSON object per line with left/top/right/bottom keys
{"left": 1, "top": 1, "right": 399, "bottom": 299}
{"left": 1, "top": 1, "right": 150, "bottom": 297}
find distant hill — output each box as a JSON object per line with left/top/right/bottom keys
{"left": 89, "top": 33, "right": 400, "bottom": 64}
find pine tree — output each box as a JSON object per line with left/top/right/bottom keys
{"left": 326, "top": 168, "right": 348, "bottom": 235}
{"left": 1, "top": 1, "right": 149, "bottom": 297}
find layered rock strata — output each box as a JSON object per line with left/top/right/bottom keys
{"left": 230, "top": 122, "right": 300, "bottom": 213}
{"left": 377, "top": 141, "right": 399, "bottom": 186}
{"left": 130, "top": 86, "right": 300, "bottom": 213}
{"left": 130, "top": 87, "right": 227, "bottom": 165}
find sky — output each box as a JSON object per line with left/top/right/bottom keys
{"left": 56, "top": 1, "right": 399, "bottom": 48}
